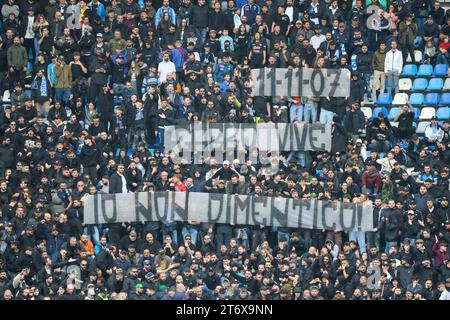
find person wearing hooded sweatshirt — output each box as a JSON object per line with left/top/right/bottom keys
{"left": 349, "top": 72, "right": 365, "bottom": 104}
{"left": 79, "top": 136, "right": 102, "bottom": 183}
{"left": 397, "top": 256, "right": 414, "bottom": 289}
{"left": 356, "top": 43, "right": 372, "bottom": 101}
{"left": 383, "top": 199, "right": 402, "bottom": 252}
{"left": 361, "top": 165, "right": 382, "bottom": 196}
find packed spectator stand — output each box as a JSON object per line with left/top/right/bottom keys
{"left": 0, "top": 0, "right": 448, "bottom": 301}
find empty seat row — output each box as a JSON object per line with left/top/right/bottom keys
{"left": 377, "top": 92, "right": 450, "bottom": 105}
{"left": 369, "top": 106, "right": 448, "bottom": 121}
{"left": 372, "top": 77, "right": 448, "bottom": 94}
{"left": 401, "top": 63, "right": 448, "bottom": 77}
{"left": 398, "top": 77, "right": 447, "bottom": 91}
{"left": 409, "top": 92, "right": 450, "bottom": 105}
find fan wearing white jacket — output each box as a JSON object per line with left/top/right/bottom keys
{"left": 384, "top": 41, "right": 403, "bottom": 94}
{"left": 376, "top": 152, "right": 397, "bottom": 175}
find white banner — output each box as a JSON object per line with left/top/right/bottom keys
{"left": 83, "top": 192, "right": 374, "bottom": 231}
{"left": 251, "top": 68, "right": 351, "bottom": 97}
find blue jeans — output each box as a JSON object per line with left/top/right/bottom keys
{"left": 415, "top": 17, "right": 425, "bottom": 37}
{"left": 54, "top": 88, "right": 72, "bottom": 105}
{"left": 286, "top": 151, "right": 306, "bottom": 167}
{"left": 234, "top": 227, "right": 251, "bottom": 250}
{"left": 157, "top": 127, "right": 165, "bottom": 152}
{"left": 290, "top": 103, "right": 303, "bottom": 122}
{"left": 83, "top": 225, "right": 101, "bottom": 247}
{"left": 113, "top": 83, "right": 124, "bottom": 95}
{"left": 364, "top": 187, "right": 379, "bottom": 200}
{"left": 402, "top": 237, "right": 418, "bottom": 248}
{"left": 385, "top": 241, "right": 398, "bottom": 253}
{"left": 349, "top": 230, "right": 367, "bottom": 253}
{"left": 195, "top": 28, "right": 206, "bottom": 46}
{"left": 319, "top": 109, "right": 335, "bottom": 124}
{"left": 367, "top": 231, "right": 380, "bottom": 248}
{"left": 277, "top": 231, "right": 290, "bottom": 246}
{"left": 182, "top": 226, "right": 199, "bottom": 246}
{"left": 162, "top": 221, "right": 178, "bottom": 245}
{"left": 361, "top": 72, "right": 371, "bottom": 99}
{"left": 303, "top": 102, "right": 317, "bottom": 123}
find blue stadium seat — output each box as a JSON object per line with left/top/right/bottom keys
{"left": 414, "top": 107, "right": 420, "bottom": 120}
{"left": 409, "top": 93, "right": 424, "bottom": 105}
{"left": 439, "top": 93, "right": 450, "bottom": 105}
{"left": 376, "top": 93, "right": 392, "bottom": 105}
{"left": 412, "top": 78, "right": 428, "bottom": 91}
{"left": 417, "top": 64, "right": 433, "bottom": 76}
{"left": 423, "top": 93, "right": 439, "bottom": 105}
{"left": 427, "top": 78, "right": 444, "bottom": 91}
{"left": 372, "top": 107, "right": 388, "bottom": 119}
{"left": 437, "top": 107, "right": 449, "bottom": 120}
{"left": 433, "top": 64, "right": 448, "bottom": 76}
{"left": 401, "top": 64, "right": 418, "bottom": 76}
{"left": 388, "top": 107, "right": 401, "bottom": 121}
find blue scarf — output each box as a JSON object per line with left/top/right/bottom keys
{"left": 33, "top": 76, "right": 48, "bottom": 97}
{"left": 40, "top": 76, "right": 48, "bottom": 97}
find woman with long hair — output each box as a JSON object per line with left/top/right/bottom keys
{"left": 248, "top": 32, "right": 267, "bottom": 68}
{"left": 175, "top": 18, "right": 189, "bottom": 43}
{"left": 234, "top": 24, "right": 250, "bottom": 64}
{"left": 128, "top": 60, "right": 141, "bottom": 94}
{"left": 157, "top": 12, "right": 175, "bottom": 38}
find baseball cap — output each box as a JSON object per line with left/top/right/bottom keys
{"left": 96, "top": 33, "right": 103, "bottom": 37}
{"left": 223, "top": 160, "right": 230, "bottom": 166}
{"left": 135, "top": 283, "right": 144, "bottom": 289}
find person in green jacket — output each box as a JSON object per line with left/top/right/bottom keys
{"left": 108, "top": 30, "right": 127, "bottom": 55}
{"left": 6, "top": 36, "right": 28, "bottom": 91}
{"left": 399, "top": 14, "right": 418, "bottom": 63}
{"left": 371, "top": 42, "right": 387, "bottom": 101}
{"left": 53, "top": 56, "right": 73, "bottom": 106}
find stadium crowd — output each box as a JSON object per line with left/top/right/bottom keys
{"left": 0, "top": 0, "right": 449, "bottom": 301}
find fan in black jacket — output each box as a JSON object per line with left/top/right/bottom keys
{"left": 79, "top": 137, "right": 103, "bottom": 183}
{"left": 109, "top": 165, "right": 129, "bottom": 194}
{"left": 97, "top": 85, "right": 115, "bottom": 134}
{"left": 143, "top": 87, "right": 160, "bottom": 146}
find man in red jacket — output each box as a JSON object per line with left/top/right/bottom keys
{"left": 361, "top": 165, "right": 382, "bottom": 198}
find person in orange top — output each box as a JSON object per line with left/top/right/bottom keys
{"left": 79, "top": 234, "right": 95, "bottom": 258}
